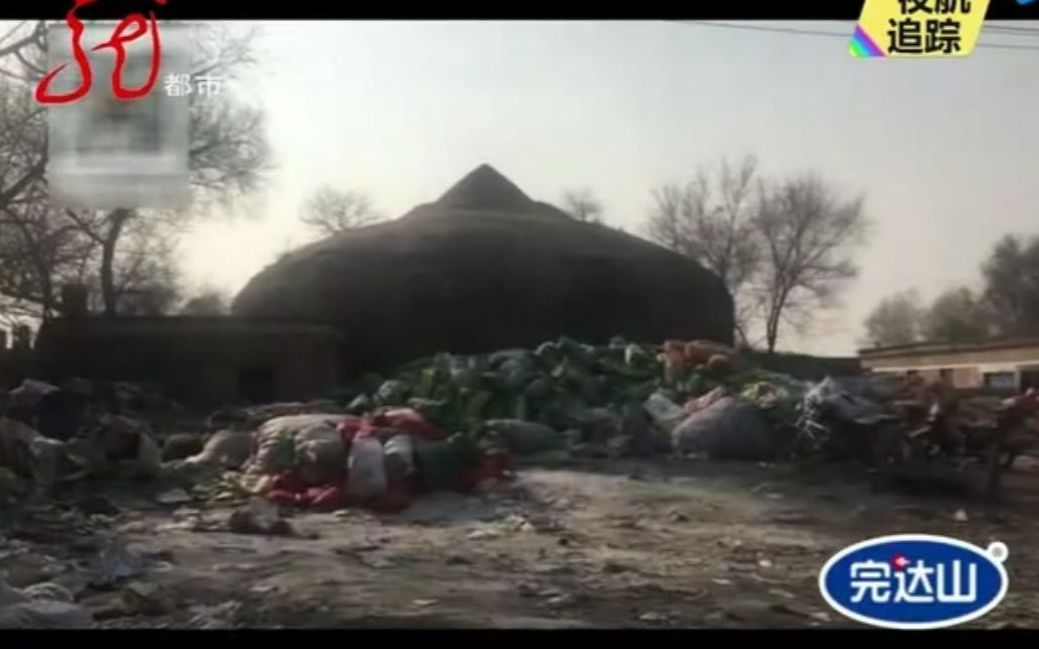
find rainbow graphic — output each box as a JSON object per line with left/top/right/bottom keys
{"left": 849, "top": 24, "right": 885, "bottom": 58}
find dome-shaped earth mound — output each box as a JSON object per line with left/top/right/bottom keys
{"left": 232, "top": 164, "right": 735, "bottom": 372}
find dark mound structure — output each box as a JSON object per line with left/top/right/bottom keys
{"left": 232, "top": 164, "right": 735, "bottom": 373}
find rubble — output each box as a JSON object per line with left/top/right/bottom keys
{"left": 161, "top": 434, "right": 204, "bottom": 462}
{"left": 0, "top": 418, "right": 71, "bottom": 491}
{"left": 0, "top": 578, "right": 92, "bottom": 629}
{"left": 119, "top": 581, "right": 176, "bottom": 617}
{"left": 0, "top": 599, "right": 94, "bottom": 629}
{"left": 93, "top": 541, "right": 151, "bottom": 587}
{"left": 227, "top": 498, "right": 296, "bottom": 537}
{"left": 155, "top": 489, "right": 193, "bottom": 506}
{"left": 186, "top": 601, "right": 241, "bottom": 629}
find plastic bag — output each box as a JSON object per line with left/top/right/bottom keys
{"left": 346, "top": 435, "right": 387, "bottom": 501}
{"left": 412, "top": 434, "right": 481, "bottom": 492}
{"left": 294, "top": 422, "right": 347, "bottom": 485}
{"left": 643, "top": 393, "right": 687, "bottom": 434}
{"left": 370, "top": 409, "right": 444, "bottom": 441}
{"left": 672, "top": 396, "right": 775, "bottom": 461}
{"left": 804, "top": 377, "right": 886, "bottom": 426}
{"left": 384, "top": 434, "right": 415, "bottom": 475}
{"left": 375, "top": 380, "right": 409, "bottom": 406}
{"left": 686, "top": 386, "right": 728, "bottom": 415}
{"left": 249, "top": 414, "right": 343, "bottom": 477}
{"left": 483, "top": 420, "right": 560, "bottom": 455}
{"left": 188, "top": 429, "right": 254, "bottom": 469}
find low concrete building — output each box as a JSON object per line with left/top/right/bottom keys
{"left": 34, "top": 317, "right": 345, "bottom": 407}
{"left": 859, "top": 338, "right": 1039, "bottom": 393}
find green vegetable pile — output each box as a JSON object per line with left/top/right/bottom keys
{"left": 334, "top": 337, "right": 808, "bottom": 437}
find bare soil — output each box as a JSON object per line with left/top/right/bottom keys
{"left": 4, "top": 457, "right": 1039, "bottom": 628}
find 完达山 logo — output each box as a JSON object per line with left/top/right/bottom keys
{"left": 819, "top": 534, "right": 1008, "bottom": 629}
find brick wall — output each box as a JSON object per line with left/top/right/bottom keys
{"left": 34, "top": 317, "right": 345, "bottom": 407}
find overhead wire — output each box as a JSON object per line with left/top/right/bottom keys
{"left": 983, "top": 23, "right": 1039, "bottom": 35}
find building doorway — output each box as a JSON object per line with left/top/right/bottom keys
{"left": 1020, "top": 366, "right": 1039, "bottom": 392}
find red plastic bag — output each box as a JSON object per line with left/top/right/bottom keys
{"left": 308, "top": 484, "right": 348, "bottom": 510}
{"left": 456, "top": 450, "right": 511, "bottom": 493}
{"left": 371, "top": 408, "right": 445, "bottom": 441}
{"left": 337, "top": 416, "right": 368, "bottom": 443}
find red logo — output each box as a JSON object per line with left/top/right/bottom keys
{"left": 36, "top": 0, "right": 167, "bottom": 105}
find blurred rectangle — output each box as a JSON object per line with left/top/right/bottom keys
{"left": 46, "top": 22, "right": 193, "bottom": 210}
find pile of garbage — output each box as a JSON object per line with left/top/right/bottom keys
{"left": 794, "top": 375, "right": 1039, "bottom": 496}
{"left": 0, "top": 376, "right": 190, "bottom": 499}
{"left": 334, "top": 338, "right": 807, "bottom": 461}
{"left": 190, "top": 409, "right": 511, "bottom": 513}
{"left": 172, "top": 337, "right": 808, "bottom": 513}
{"left": 2, "top": 336, "right": 1037, "bottom": 509}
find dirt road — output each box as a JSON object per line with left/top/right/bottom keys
{"left": 3, "top": 458, "right": 1039, "bottom": 628}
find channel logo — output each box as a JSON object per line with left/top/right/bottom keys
{"left": 819, "top": 534, "right": 1009, "bottom": 629}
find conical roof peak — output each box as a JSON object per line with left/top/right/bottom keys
{"left": 435, "top": 164, "right": 534, "bottom": 212}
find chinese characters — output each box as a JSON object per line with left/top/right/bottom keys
{"left": 850, "top": 557, "right": 978, "bottom": 605}
{"left": 163, "top": 74, "right": 225, "bottom": 98}
{"left": 888, "top": 0, "right": 972, "bottom": 55}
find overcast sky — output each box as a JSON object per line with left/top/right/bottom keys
{"left": 172, "top": 20, "right": 1039, "bottom": 356}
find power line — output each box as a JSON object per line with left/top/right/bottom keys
{"left": 674, "top": 20, "right": 1039, "bottom": 52}
{"left": 977, "top": 41, "right": 1039, "bottom": 50}
{"left": 677, "top": 21, "right": 847, "bottom": 38}
{"left": 984, "top": 24, "right": 1039, "bottom": 35}
{"left": 675, "top": 21, "right": 850, "bottom": 38}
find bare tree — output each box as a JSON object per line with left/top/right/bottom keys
{"left": 980, "top": 234, "right": 1039, "bottom": 338}
{"left": 561, "top": 189, "right": 604, "bottom": 224}
{"left": 0, "top": 200, "right": 97, "bottom": 319}
{"left": 861, "top": 289, "right": 923, "bottom": 349}
{"left": 922, "top": 287, "right": 992, "bottom": 344}
{"left": 0, "top": 67, "right": 46, "bottom": 220}
{"left": 106, "top": 218, "right": 181, "bottom": 316}
{"left": 754, "top": 175, "right": 868, "bottom": 354}
{"left": 0, "top": 76, "right": 96, "bottom": 319}
{"left": 647, "top": 156, "right": 762, "bottom": 345}
{"left": 0, "top": 21, "right": 47, "bottom": 85}
{"left": 0, "top": 23, "right": 271, "bottom": 317}
{"left": 299, "top": 186, "right": 380, "bottom": 237}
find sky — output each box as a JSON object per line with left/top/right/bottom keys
{"left": 166, "top": 20, "right": 1039, "bottom": 357}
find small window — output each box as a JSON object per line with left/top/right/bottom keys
{"left": 984, "top": 372, "right": 1016, "bottom": 392}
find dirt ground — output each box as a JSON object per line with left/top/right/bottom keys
{"left": 3, "top": 457, "right": 1039, "bottom": 628}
